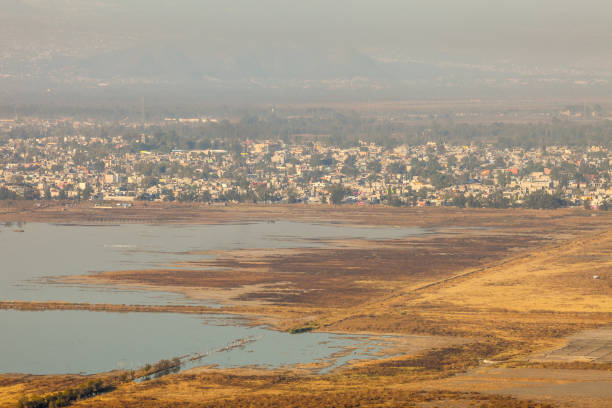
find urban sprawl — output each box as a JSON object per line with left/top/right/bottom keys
{"left": 1, "top": 118, "right": 611, "bottom": 210}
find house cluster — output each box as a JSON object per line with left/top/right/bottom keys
{"left": 1, "top": 127, "right": 611, "bottom": 208}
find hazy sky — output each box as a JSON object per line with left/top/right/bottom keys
{"left": 3, "top": 0, "right": 612, "bottom": 71}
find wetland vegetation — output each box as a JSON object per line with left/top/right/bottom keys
{"left": 1, "top": 205, "right": 612, "bottom": 407}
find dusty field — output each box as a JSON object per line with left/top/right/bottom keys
{"left": 2, "top": 204, "right": 612, "bottom": 407}
{"left": 532, "top": 327, "right": 612, "bottom": 364}
{"left": 412, "top": 367, "right": 612, "bottom": 408}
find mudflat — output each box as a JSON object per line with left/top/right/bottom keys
{"left": 2, "top": 203, "right": 612, "bottom": 407}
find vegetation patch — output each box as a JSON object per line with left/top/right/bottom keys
{"left": 16, "top": 380, "right": 113, "bottom": 408}
{"left": 288, "top": 321, "right": 320, "bottom": 334}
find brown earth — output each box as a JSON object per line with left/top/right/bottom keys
{"left": 2, "top": 204, "right": 612, "bottom": 407}
{"left": 69, "top": 232, "right": 546, "bottom": 309}
{"left": 0, "top": 200, "right": 603, "bottom": 230}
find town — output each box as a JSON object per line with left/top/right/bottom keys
{"left": 1, "top": 116, "right": 611, "bottom": 210}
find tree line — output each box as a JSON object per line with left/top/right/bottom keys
{"left": 5, "top": 110, "right": 612, "bottom": 151}
{"left": 16, "top": 379, "right": 111, "bottom": 408}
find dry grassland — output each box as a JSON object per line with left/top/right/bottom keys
{"left": 2, "top": 205, "right": 612, "bottom": 407}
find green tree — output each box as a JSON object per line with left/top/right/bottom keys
{"left": 523, "top": 190, "right": 566, "bottom": 209}
{"left": 367, "top": 160, "right": 382, "bottom": 173}
{"left": 485, "top": 191, "right": 510, "bottom": 208}
{"left": 341, "top": 164, "right": 358, "bottom": 177}
{"left": 0, "top": 186, "right": 17, "bottom": 200}
{"left": 452, "top": 193, "right": 467, "bottom": 208}
{"left": 161, "top": 188, "right": 175, "bottom": 201}
{"left": 81, "top": 185, "right": 93, "bottom": 200}
{"left": 387, "top": 161, "right": 406, "bottom": 175}
{"left": 287, "top": 187, "right": 300, "bottom": 204}
{"left": 328, "top": 183, "right": 347, "bottom": 205}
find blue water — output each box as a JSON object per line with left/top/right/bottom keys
{"left": 0, "top": 221, "right": 425, "bottom": 305}
{"left": 0, "top": 310, "right": 397, "bottom": 375}
{"left": 0, "top": 221, "right": 424, "bottom": 375}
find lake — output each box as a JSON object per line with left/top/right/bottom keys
{"left": 0, "top": 221, "right": 427, "bottom": 375}
{"left": 0, "top": 221, "right": 425, "bottom": 305}
{"left": 0, "top": 309, "right": 402, "bottom": 375}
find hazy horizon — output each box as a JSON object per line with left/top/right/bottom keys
{"left": 2, "top": 0, "right": 612, "bottom": 105}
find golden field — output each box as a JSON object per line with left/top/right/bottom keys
{"left": 1, "top": 204, "right": 612, "bottom": 407}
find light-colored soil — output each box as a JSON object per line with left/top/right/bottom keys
{"left": 414, "top": 367, "right": 612, "bottom": 407}
{"left": 3, "top": 205, "right": 612, "bottom": 407}
{"left": 532, "top": 327, "right": 612, "bottom": 363}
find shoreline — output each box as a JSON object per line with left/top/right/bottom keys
{"left": 2, "top": 206, "right": 612, "bottom": 407}
{"left": 0, "top": 201, "right": 598, "bottom": 227}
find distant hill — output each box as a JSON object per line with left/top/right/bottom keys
{"left": 68, "top": 44, "right": 391, "bottom": 81}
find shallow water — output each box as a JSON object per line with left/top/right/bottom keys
{"left": 0, "top": 310, "right": 396, "bottom": 375}
{"left": 0, "top": 221, "right": 425, "bottom": 375}
{"left": 0, "top": 221, "right": 425, "bottom": 305}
